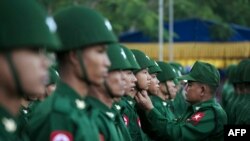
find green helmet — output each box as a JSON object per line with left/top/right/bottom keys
{"left": 235, "top": 59, "right": 250, "bottom": 83}
{"left": 148, "top": 59, "right": 162, "bottom": 74}
{"left": 0, "top": 0, "right": 60, "bottom": 50}
{"left": 107, "top": 44, "right": 131, "bottom": 71}
{"left": 157, "top": 61, "right": 177, "bottom": 83}
{"left": 131, "top": 49, "right": 154, "bottom": 73}
{"left": 120, "top": 45, "right": 141, "bottom": 70}
{"left": 243, "top": 62, "right": 250, "bottom": 82}
{"left": 54, "top": 5, "right": 117, "bottom": 51}
{"left": 226, "top": 65, "right": 237, "bottom": 83}
{"left": 169, "top": 62, "right": 185, "bottom": 75}
{"left": 47, "top": 67, "right": 59, "bottom": 85}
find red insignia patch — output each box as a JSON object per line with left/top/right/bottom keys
{"left": 99, "top": 133, "right": 105, "bottom": 141}
{"left": 50, "top": 130, "right": 73, "bottom": 141}
{"left": 190, "top": 112, "right": 205, "bottom": 125}
{"left": 137, "top": 117, "right": 141, "bottom": 127}
{"left": 123, "top": 115, "right": 129, "bottom": 126}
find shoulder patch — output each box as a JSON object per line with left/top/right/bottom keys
{"left": 50, "top": 130, "right": 73, "bottom": 141}
{"left": 123, "top": 115, "right": 129, "bottom": 126}
{"left": 190, "top": 112, "right": 205, "bottom": 125}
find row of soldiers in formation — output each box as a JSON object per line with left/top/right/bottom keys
{"left": 2, "top": 0, "right": 248, "bottom": 141}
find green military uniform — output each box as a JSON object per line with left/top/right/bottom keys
{"left": 28, "top": 5, "right": 117, "bottom": 141}
{"left": 170, "top": 62, "right": 188, "bottom": 118}
{"left": 226, "top": 60, "right": 250, "bottom": 124}
{"left": 0, "top": 106, "right": 23, "bottom": 141}
{"left": 112, "top": 102, "right": 132, "bottom": 141}
{"left": 121, "top": 96, "right": 149, "bottom": 141}
{"left": 235, "top": 61, "right": 250, "bottom": 124}
{"left": 0, "top": 0, "right": 59, "bottom": 140}
{"left": 145, "top": 61, "right": 227, "bottom": 141}
{"left": 28, "top": 81, "right": 99, "bottom": 141}
{"left": 86, "top": 97, "right": 123, "bottom": 141}
{"left": 85, "top": 44, "right": 132, "bottom": 141}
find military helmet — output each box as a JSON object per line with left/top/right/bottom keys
{"left": 148, "top": 59, "right": 162, "bottom": 74}
{"left": 131, "top": 49, "right": 154, "bottom": 73}
{"left": 54, "top": 5, "right": 117, "bottom": 51}
{"left": 157, "top": 61, "right": 177, "bottom": 83}
{"left": 107, "top": 44, "right": 131, "bottom": 71}
{"left": 120, "top": 45, "right": 141, "bottom": 70}
{"left": 0, "top": 0, "right": 60, "bottom": 51}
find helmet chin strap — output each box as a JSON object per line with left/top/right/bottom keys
{"left": 165, "top": 82, "right": 172, "bottom": 99}
{"left": 103, "top": 80, "right": 116, "bottom": 99}
{"left": 5, "top": 52, "right": 24, "bottom": 98}
{"left": 76, "top": 50, "right": 91, "bottom": 85}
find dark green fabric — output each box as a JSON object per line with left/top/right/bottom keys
{"left": 121, "top": 96, "right": 149, "bottom": 141}
{"left": 156, "top": 61, "right": 177, "bottom": 83}
{"left": 131, "top": 50, "right": 154, "bottom": 71}
{"left": 172, "top": 88, "right": 188, "bottom": 118}
{"left": 146, "top": 98, "right": 227, "bottom": 141}
{"left": 148, "top": 59, "right": 162, "bottom": 74}
{"left": 221, "top": 81, "right": 234, "bottom": 109}
{"left": 28, "top": 81, "right": 99, "bottom": 141}
{"left": 0, "top": 0, "right": 60, "bottom": 50}
{"left": 178, "top": 61, "right": 220, "bottom": 86}
{"left": 54, "top": 5, "right": 117, "bottom": 51}
{"left": 233, "top": 59, "right": 250, "bottom": 83}
{"left": 150, "top": 95, "right": 176, "bottom": 120}
{"left": 235, "top": 94, "right": 250, "bottom": 124}
{"left": 107, "top": 44, "right": 131, "bottom": 71}
{"left": 86, "top": 97, "right": 123, "bottom": 141}
{"left": 243, "top": 62, "right": 250, "bottom": 82}
{"left": 112, "top": 102, "right": 132, "bottom": 141}
{"left": 0, "top": 106, "right": 29, "bottom": 141}
{"left": 121, "top": 45, "right": 141, "bottom": 70}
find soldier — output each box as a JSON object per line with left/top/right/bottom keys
{"left": 170, "top": 62, "right": 188, "bottom": 117}
{"left": 0, "top": 0, "right": 60, "bottom": 140}
{"left": 121, "top": 49, "right": 153, "bottom": 141}
{"left": 86, "top": 44, "right": 132, "bottom": 141}
{"left": 135, "top": 61, "right": 227, "bottom": 141}
{"left": 156, "top": 61, "right": 178, "bottom": 119}
{"left": 28, "top": 5, "right": 117, "bottom": 141}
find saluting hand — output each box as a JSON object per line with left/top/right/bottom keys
{"left": 135, "top": 90, "right": 154, "bottom": 112}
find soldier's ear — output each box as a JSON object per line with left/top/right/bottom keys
{"left": 68, "top": 50, "right": 79, "bottom": 66}
{"left": 200, "top": 84, "right": 206, "bottom": 96}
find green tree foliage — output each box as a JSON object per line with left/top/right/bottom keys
{"left": 38, "top": 0, "right": 250, "bottom": 41}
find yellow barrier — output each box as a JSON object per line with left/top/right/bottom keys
{"left": 122, "top": 42, "right": 250, "bottom": 68}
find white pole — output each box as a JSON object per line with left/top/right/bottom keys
{"left": 169, "top": 0, "right": 174, "bottom": 61}
{"left": 159, "top": 0, "right": 164, "bottom": 61}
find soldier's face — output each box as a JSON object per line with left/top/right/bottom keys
{"left": 83, "top": 45, "right": 110, "bottom": 85}
{"left": 135, "top": 69, "right": 151, "bottom": 90}
{"left": 166, "top": 80, "right": 178, "bottom": 99}
{"left": 148, "top": 73, "right": 160, "bottom": 94}
{"left": 106, "top": 70, "right": 125, "bottom": 97}
{"left": 123, "top": 70, "right": 137, "bottom": 94}
{"left": 184, "top": 81, "right": 202, "bottom": 104}
{"left": 10, "top": 49, "right": 49, "bottom": 97}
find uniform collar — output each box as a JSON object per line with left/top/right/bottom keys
{"left": 123, "top": 95, "right": 135, "bottom": 107}
{"left": 86, "top": 96, "right": 115, "bottom": 120}
{"left": 191, "top": 98, "right": 216, "bottom": 112}
{"left": 0, "top": 106, "right": 17, "bottom": 133}
{"left": 55, "top": 80, "right": 84, "bottom": 101}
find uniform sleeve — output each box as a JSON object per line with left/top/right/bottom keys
{"left": 146, "top": 108, "right": 216, "bottom": 141}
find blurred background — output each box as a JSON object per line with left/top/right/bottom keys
{"left": 39, "top": 0, "right": 250, "bottom": 70}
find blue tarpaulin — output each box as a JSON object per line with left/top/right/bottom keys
{"left": 119, "top": 18, "right": 250, "bottom": 42}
